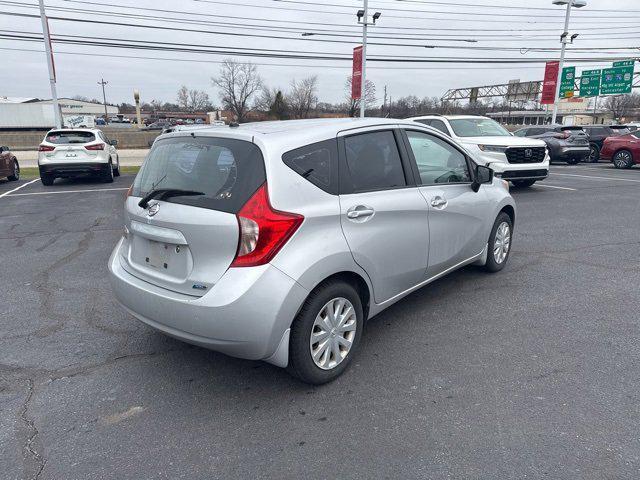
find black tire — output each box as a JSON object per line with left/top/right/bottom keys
{"left": 588, "top": 144, "right": 600, "bottom": 163}
{"left": 484, "top": 212, "right": 513, "bottom": 273}
{"left": 566, "top": 157, "right": 580, "bottom": 165}
{"left": 287, "top": 280, "right": 364, "bottom": 385}
{"left": 103, "top": 160, "right": 115, "bottom": 183}
{"left": 613, "top": 150, "right": 634, "bottom": 169}
{"left": 511, "top": 179, "right": 536, "bottom": 188}
{"left": 113, "top": 157, "right": 121, "bottom": 177}
{"left": 40, "top": 174, "right": 54, "bottom": 186}
{"left": 7, "top": 159, "right": 20, "bottom": 181}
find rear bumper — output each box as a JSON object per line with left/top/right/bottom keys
{"left": 552, "top": 146, "right": 590, "bottom": 161}
{"left": 39, "top": 163, "right": 110, "bottom": 177}
{"left": 108, "top": 238, "right": 309, "bottom": 362}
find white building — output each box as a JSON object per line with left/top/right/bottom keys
{"left": 28, "top": 98, "right": 118, "bottom": 116}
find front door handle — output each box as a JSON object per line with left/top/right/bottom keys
{"left": 430, "top": 196, "right": 448, "bottom": 209}
{"left": 346, "top": 205, "right": 375, "bottom": 219}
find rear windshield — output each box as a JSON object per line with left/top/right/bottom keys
{"left": 45, "top": 131, "right": 96, "bottom": 144}
{"left": 610, "top": 127, "right": 630, "bottom": 135}
{"left": 132, "top": 136, "right": 265, "bottom": 214}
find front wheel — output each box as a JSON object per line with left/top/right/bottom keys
{"left": 484, "top": 212, "right": 513, "bottom": 273}
{"left": 287, "top": 280, "right": 364, "bottom": 384}
{"left": 7, "top": 160, "right": 20, "bottom": 181}
{"left": 511, "top": 179, "right": 536, "bottom": 188}
{"left": 113, "top": 156, "right": 121, "bottom": 177}
{"left": 613, "top": 150, "right": 634, "bottom": 169}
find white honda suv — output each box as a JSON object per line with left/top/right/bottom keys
{"left": 38, "top": 128, "right": 120, "bottom": 185}
{"left": 409, "top": 115, "right": 549, "bottom": 188}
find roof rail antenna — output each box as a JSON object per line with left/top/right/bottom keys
{"left": 229, "top": 122, "right": 240, "bottom": 128}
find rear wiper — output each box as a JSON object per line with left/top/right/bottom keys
{"left": 138, "top": 189, "right": 205, "bottom": 208}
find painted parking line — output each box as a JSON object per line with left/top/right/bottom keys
{"left": 6, "top": 187, "right": 129, "bottom": 197}
{"left": 0, "top": 178, "right": 40, "bottom": 199}
{"left": 535, "top": 184, "right": 577, "bottom": 191}
{"left": 550, "top": 172, "right": 640, "bottom": 183}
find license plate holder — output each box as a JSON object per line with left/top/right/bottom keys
{"left": 145, "top": 240, "right": 172, "bottom": 270}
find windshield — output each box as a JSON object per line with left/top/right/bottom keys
{"left": 132, "top": 136, "right": 265, "bottom": 214}
{"left": 45, "top": 131, "right": 96, "bottom": 144}
{"left": 448, "top": 118, "right": 511, "bottom": 137}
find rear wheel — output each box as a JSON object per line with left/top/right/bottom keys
{"left": 511, "top": 179, "right": 536, "bottom": 188}
{"left": 103, "top": 160, "right": 114, "bottom": 183}
{"left": 7, "top": 160, "right": 20, "bottom": 181}
{"left": 588, "top": 144, "right": 600, "bottom": 163}
{"left": 484, "top": 212, "right": 513, "bottom": 273}
{"left": 287, "top": 280, "right": 364, "bottom": 384}
{"left": 40, "top": 174, "right": 54, "bottom": 186}
{"left": 613, "top": 150, "right": 634, "bottom": 169}
{"left": 113, "top": 156, "right": 121, "bottom": 177}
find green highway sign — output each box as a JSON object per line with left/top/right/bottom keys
{"left": 579, "top": 69, "right": 601, "bottom": 97}
{"left": 601, "top": 65, "right": 634, "bottom": 95}
{"left": 559, "top": 66, "right": 576, "bottom": 98}
{"left": 613, "top": 60, "right": 635, "bottom": 67}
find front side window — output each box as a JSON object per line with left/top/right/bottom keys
{"left": 45, "top": 131, "right": 96, "bottom": 144}
{"left": 448, "top": 118, "right": 511, "bottom": 137}
{"left": 132, "top": 136, "right": 265, "bottom": 213}
{"left": 283, "top": 139, "right": 337, "bottom": 193}
{"left": 344, "top": 130, "right": 406, "bottom": 192}
{"left": 405, "top": 130, "right": 471, "bottom": 185}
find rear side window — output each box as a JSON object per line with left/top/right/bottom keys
{"left": 132, "top": 136, "right": 265, "bottom": 214}
{"left": 282, "top": 139, "right": 338, "bottom": 194}
{"left": 45, "top": 131, "right": 95, "bottom": 144}
{"left": 430, "top": 120, "right": 450, "bottom": 135}
{"left": 343, "top": 130, "right": 407, "bottom": 193}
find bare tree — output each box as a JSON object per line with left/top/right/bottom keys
{"left": 288, "top": 76, "right": 318, "bottom": 119}
{"left": 211, "top": 59, "right": 262, "bottom": 122}
{"left": 604, "top": 93, "right": 640, "bottom": 121}
{"left": 177, "top": 85, "right": 211, "bottom": 112}
{"left": 177, "top": 85, "right": 189, "bottom": 110}
{"left": 255, "top": 86, "right": 279, "bottom": 112}
{"left": 345, "top": 76, "right": 376, "bottom": 117}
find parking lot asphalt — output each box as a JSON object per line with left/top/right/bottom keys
{"left": 1, "top": 164, "right": 639, "bottom": 479}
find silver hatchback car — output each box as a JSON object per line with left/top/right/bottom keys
{"left": 109, "top": 118, "right": 515, "bottom": 384}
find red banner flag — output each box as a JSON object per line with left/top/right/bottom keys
{"left": 541, "top": 61, "right": 559, "bottom": 105}
{"left": 352, "top": 46, "right": 363, "bottom": 100}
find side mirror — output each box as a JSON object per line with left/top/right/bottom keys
{"left": 471, "top": 164, "right": 493, "bottom": 192}
{"left": 110, "top": 139, "right": 118, "bottom": 146}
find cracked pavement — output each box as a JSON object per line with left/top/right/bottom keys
{"left": 1, "top": 165, "right": 639, "bottom": 479}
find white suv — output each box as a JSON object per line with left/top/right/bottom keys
{"left": 38, "top": 128, "right": 120, "bottom": 185}
{"left": 409, "top": 115, "right": 549, "bottom": 188}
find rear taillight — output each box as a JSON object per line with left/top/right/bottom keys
{"left": 230, "top": 183, "right": 303, "bottom": 268}
{"left": 85, "top": 143, "right": 105, "bottom": 151}
{"left": 38, "top": 145, "right": 55, "bottom": 152}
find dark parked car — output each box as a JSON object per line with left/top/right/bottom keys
{"left": 0, "top": 146, "right": 20, "bottom": 181}
{"left": 600, "top": 131, "right": 640, "bottom": 169}
{"left": 514, "top": 125, "right": 589, "bottom": 164}
{"left": 582, "top": 125, "right": 631, "bottom": 162}
{"left": 145, "top": 120, "right": 172, "bottom": 130}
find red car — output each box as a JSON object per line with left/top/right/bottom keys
{"left": 600, "top": 132, "right": 640, "bottom": 169}
{"left": 0, "top": 145, "right": 20, "bottom": 181}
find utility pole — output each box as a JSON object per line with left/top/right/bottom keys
{"left": 551, "top": 0, "right": 587, "bottom": 124}
{"left": 38, "top": 0, "right": 61, "bottom": 128}
{"left": 382, "top": 84, "right": 388, "bottom": 117}
{"left": 98, "top": 78, "right": 109, "bottom": 124}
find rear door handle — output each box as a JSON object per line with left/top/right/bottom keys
{"left": 347, "top": 205, "right": 375, "bottom": 219}
{"left": 430, "top": 196, "right": 448, "bottom": 209}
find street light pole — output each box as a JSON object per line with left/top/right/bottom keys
{"left": 360, "top": 0, "right": 368, "bottom": 118}
{"left": 98, "top": 78, "right": 109, "bottom": 124}
{"left": 38, "top": 0, "right": 61, "bottom": 129}
{"left": 551, "top": 0, "right": 586, "bottom": 124}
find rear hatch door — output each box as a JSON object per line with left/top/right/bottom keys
{"left": 44, "top": 130, "right": 99, "bottom": 162}
{"left": 120, "top": 135, "right": 265, "bottom": 296}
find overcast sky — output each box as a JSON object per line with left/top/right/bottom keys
{"left": 1, "top": 0, "right": 638, "bottom": 107}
